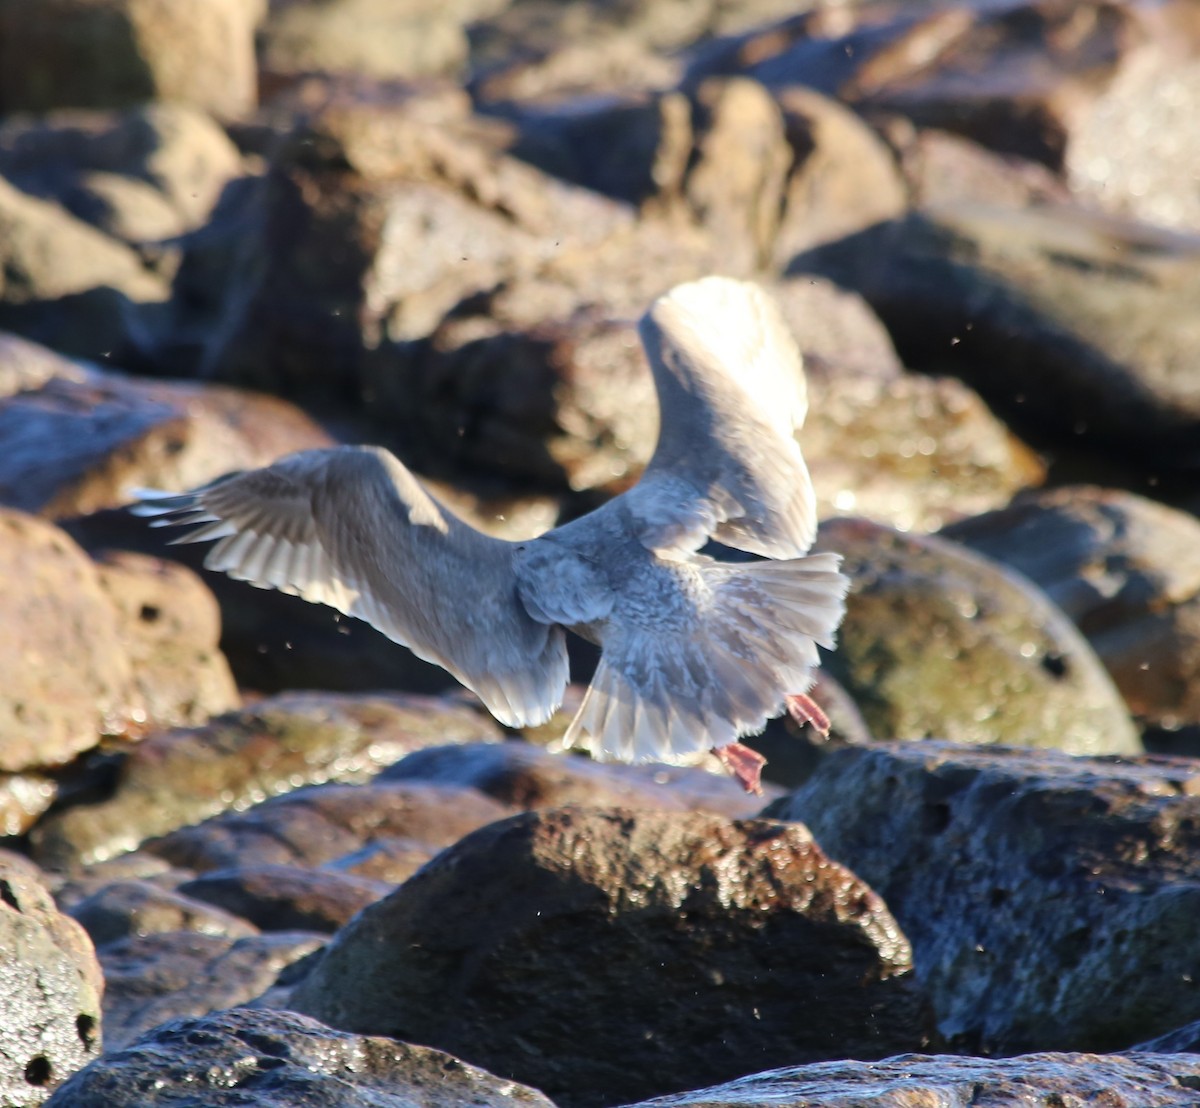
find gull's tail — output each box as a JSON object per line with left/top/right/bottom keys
{"left": 563, "top": 553, "right": 849, "bottom": 764}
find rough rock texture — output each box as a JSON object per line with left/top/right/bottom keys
{"left": 30, "top": 692, "right": 500, "bottom": 872}
{"left": 67, "top": 879, "right": 259, "bottom": 948}
{"left": 291, "top": 808, "right": 931, "bottom": 1107}
{"left": 768, "top": 742, "right": 1200, "bottom": 1053}
{"left": 144, "top": 778, "right": 513, "bottom": 873}
{"left": 0, "top": 508, "right": 140, "bottom": 771}
{"left": 0, "top": 335, "right": 332, "bottom": 520}
{"left": 97, "top": 930, "right": 325, "bottom": 1050}
{"left": 814, "top": 517, "right": 1141, "bottom": 754}
{"left": 379, "top": 740, "right": 776, "bottom": 817}
{"left": 794, "top": 204, "right": 1200, "bottom": 468}
{"left": 0, "top": 0, "right": 257, "bottom": 117}
{"left": 43, "top": 1007, "right": 556, "bottom": 1107}
{"left": 0, "top": 853, "right": 103, "bottom": 1107}
{"left": 93, "top": 551, "right": 239, "bottom": 730}
{"left": 624, "top": 1052, "right": 1200, "bottom": 1108}
{"left": 945, "top": 485, "right": 1200, "bottom": 746}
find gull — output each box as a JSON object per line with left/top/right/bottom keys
{"left": 132, "top": 276, "right": 849, "bottom": 794}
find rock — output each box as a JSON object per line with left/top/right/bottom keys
{"left": 321, "top": 839, "right": 441, "bottom": 885}
{"left": 92, "top": 551, "right": 239, "bottom": 731}
{"left": 623, "top": 1052, "right": 1200, "bottom": 1108}
{"left": 944, "top": 486, "right": 1200, "bottom": 749}
{"left": 144, "top": 778, "right": 513, "bottom": 873}
{"left": 67, "top": 879, "right": 259, "bottom": 948}
{"left": 1136, "top": 1020, "right": 1200, "bottom": 1054}
{"left": 794, "top": 204, "right": 1200, "bottom": 468}
{"left": 0, "top": 177, "right": 167, "bottom": 363}
{"left": 804, "top": 371, "right": 1044, "bottom": 533}
{"left": 0, "top": 774, "right": 59, "bottom": 837}
{"left": 43, "top": 1007, "right": 556, "bottom": 1107}
{"left": 771, "top": 86, "right": 908, "bottom": 263}
{"left": 0, "top": 0, "right": 257, "bottom": 117}
{"left": 0, "top": 853, "right": 103, "bottom": 1106}
{"left": 97, "top": 930, "right": 325, "bottom": 1050}
{"left": 0, "top": 508, "right": 140, "bottom": 772}
{"left": 380, "top": 740, "right": 776, "bottom": 817}
{"left": 0, "top": 335, "right": 332, "bottom": 520}
{"left": 30, "top": 692, "right": 500, "bottom": 872}
{"left": 259, "top": 0, "right": 472, "bottom": 82}
{"left": 769, "top": 741, "right": 1200, "bottom": 1052}
{"left": 177, "top": 864, "right": 391, "bottom": 933}
{"left": 0, "top": 105, "right": 244, "bottom": 237}
{"left": 813, "top": 517, "right": 1141, "bottom": 754}
{"left": 291, "top": 808, "right": 931, "bottom": 1107}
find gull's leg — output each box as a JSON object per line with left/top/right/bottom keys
{"left": 712, "top": 742, "right": 766, "bottom": 796}
{"left": 786, "top": 692, "right": 831, "bottom": 737}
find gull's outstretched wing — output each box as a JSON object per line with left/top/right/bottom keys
{"left": 623, "top": 276, "right": 816, "bottom": 558}
{"left": 132, "top": 446, "right": 568, "bottom": 728}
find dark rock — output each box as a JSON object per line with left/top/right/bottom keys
{"left": 944, "top": 486, "right": 1200, "bottom": 749}
{"left": 321, "top": 838, "right": 440, "bottom": 884}
{"left": 1136, "top": 1020, "right": 1200, "bottom": 1054}
{"left": 814, "top": 517, "right": 1140, "bottom": 754}
{"left": 67, "top": 879, "right": 258, "bottom": 948}
{"left": 291, "top": 807, "right": 931, "bottom": 1107}
{"left": 0, "top": 852, "right": 103, "bottom": 1106}
{"left": 92, "top": 551, "right": 239, "bottom": 731}
{"left": 380, "top": 739, "right": 776, "bottom": 817}
{"left": 0, "top": 0, "right": 257, "bottom": 117}
{"left": 30, "top": 692, "right": 500, "bottom": 872}
{"left": 0, "top": 105, "right": 244, "bottom": 238}
{"left": 44, "top": 1007, "right": 555, "bottom": 1107}
{"left": 804, "top": 372, "right": 1044, "bottom": 533}
{"left": 624, "top": 1052, "right": 1200, "bottom": 1108}
{"left": 145, "top": 778, "right": 513, "bottom": 873}
{"left": 178, "top": 864, "right": 391, "bottom": 932}
{"left": 97, "top": 930, "right": 325, "bottom": 1050}
{"left": 793, "top": 204, "right": 1200, "bottom": 468}
{"left": 0, "top": 335, "right": 332, "bottom": 520}
{"left": 0, "top": 508, "right": 140, "bottom": 772}
{"left": 769, "top": 741, "right": 1200, "bottom": 1053}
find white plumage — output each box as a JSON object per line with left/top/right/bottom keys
{"left": 132, "top": 277, "right": 849, "bottom": 787}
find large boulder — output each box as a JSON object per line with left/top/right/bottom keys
{"left": 291, "top": 807, "right": 931, "bottom": 1107}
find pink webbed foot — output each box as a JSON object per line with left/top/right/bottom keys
{"left": 712, "top": 742, "right": 766, "bottom": 796}
{"left": 786, "top": 692, "right": 831, "bottom": 738}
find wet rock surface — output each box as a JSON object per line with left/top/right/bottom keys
{"left": 291, "top": 807, "right": 931, "bottom": 1107}
{"left": 44, "top": 1007, "right": 556, "bottom": 1108}
{"left": 30, "top": 692, "right": 499, "bottom": 872}
{"left": 0, "top": 851, "right": 103, "bottom": 1107}
{"left": 769, "top": 741, "right": 1200, "bottom": 1053}
{"left": 814, "top": 516, "right": 1140, "bottom": 754}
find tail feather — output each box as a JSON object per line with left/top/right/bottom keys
{"left": 564, "top": 552, "right": 849, "bottom": 764}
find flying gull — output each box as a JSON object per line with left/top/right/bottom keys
{"left": 133, "top": 276, "right": 849, "bottom": 794}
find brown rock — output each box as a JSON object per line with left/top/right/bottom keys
{"left": 0, "top": 508, "right": 140, "bottom": 772}
{"left": 0, "top": 852, "right": 103, "bottom": 1106}
{"left": 814, "top": 517, "right": 1141, "bottom": 754}
{"left": 30, "top": 692, "right": 501, "bottom": 872}
{"left": 144, "top": 779, "right": 514, "bottom": 873}
{"left": 0, "top": 335, "right": 333, "bottom": 520}
{"left": 0, "top": 0, "right": 257, "bottom": 117}
{"left": 67, "top": 879, "right": 259, "bottom": 948}
{"left": 291, "top": 808, "right": 931, "bottom": 1107}
{"left": 93, "top": 551, "right": 239, "bottom": 731}
{"left": 0, "top": 774, "right": 59, "bottom": 837}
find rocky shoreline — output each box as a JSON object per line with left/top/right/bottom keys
{"left": 2, "top": 0, "right": 1200, "bottom": 1105}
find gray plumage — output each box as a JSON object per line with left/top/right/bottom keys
{"left": 132, "top": 276, "right": 849, "bottom": 765}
